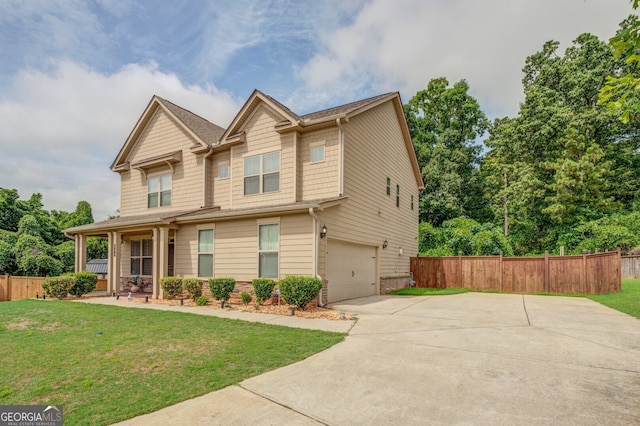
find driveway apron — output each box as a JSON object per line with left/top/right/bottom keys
{"left": 118, "top": 293, "right": 640, "bottom": 425}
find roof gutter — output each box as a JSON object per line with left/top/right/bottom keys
{"left": 202, "top": 147, "right": 215, "bottom": 208}
{"left": 308, "top": 207, "right": 325, "bottom": 307}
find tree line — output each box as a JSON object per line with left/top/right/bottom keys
{"left": 407, "top": 10, "right": 640, "bottom": 256}
{"left": 0, "top": 188, "right": 107, "bottom": 276}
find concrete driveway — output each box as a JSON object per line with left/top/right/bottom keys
{"left": 119, "top": 293, "right": 640, "bottom": 425}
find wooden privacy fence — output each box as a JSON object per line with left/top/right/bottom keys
{"left": 621, "top": 256, "right": 640, "bottom": 278}
{"left": 410, "top": 250, "right": 621, "bottom": 295}
{"left": 0, "top": 276, "right": 107, "bottom": 301}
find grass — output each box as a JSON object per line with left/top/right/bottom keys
{"left": 391, "top": 279, "right": 640, "bottom": 320}
{"left": 0, "top": 300, "right": 345, "bottom": 425}
{"left": 587, "top": 278, "right": 640, "bottom": 319}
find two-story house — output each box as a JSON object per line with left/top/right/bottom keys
{"left": 65, "top": 90, "right": 423, "bottom": 304}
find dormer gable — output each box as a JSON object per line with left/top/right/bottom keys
{"left": 111, "top": 95, "right": 225, "bottom": 172}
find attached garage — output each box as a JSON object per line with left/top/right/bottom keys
{"left": 326, "top": 239, "right": 377, "bottom": 303}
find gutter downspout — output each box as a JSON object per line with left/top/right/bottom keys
{"left": 308, "top": 207, "right": 325, "bottom": 307}
{"left": 202, "top": 147, "right": 215, "bottom": 208}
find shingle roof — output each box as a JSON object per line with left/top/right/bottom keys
{"left": 156, "top": 97, "right": 226, "bottom": 146}
{"left": 301, "top": 92, "right": 396, "bottom": 121}
{"left": 86, "top": 259, "right": 108, "bottom": 275}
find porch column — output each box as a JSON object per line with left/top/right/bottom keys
{"left": 155, "top": 227, "right": 169, "bottom": 299}
{"left": 74, "top": 234, "right": 87, "bottom": 272}
{"left": 109, "top": 231, "right": 122, "bottom": 295}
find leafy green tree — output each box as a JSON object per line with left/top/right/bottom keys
{"left": 0, "top": 188, "right": 26, "bottom": 232}
{"left": 405, "top": 77, "right": 489, "bottom": 225}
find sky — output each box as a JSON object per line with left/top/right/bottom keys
{"left": 0, "top": 0, "right": 635, "bottom": 221}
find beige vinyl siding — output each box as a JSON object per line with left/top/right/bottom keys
{"left": 172, "top": 214, "right": 313, "bottom": 281}
{"left": 230, "top": 105, "right": 294, "bottom": 209}
{"left": 320, "top": 101, "right": 419, "bottom": 278}
{"left": 298, "top": 129, "right": 340, "bottom": 201}
{"left": 212, "top": 151, "right": 231, "bottom": 208}
{"left": 120, "top": 109, "right": 204, "bottom": 216}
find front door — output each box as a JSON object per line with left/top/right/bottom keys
{"left": 168, "top": 243, "right": 174, "bottom": 277}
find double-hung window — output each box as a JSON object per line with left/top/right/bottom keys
{"left": 244, "top": 152, "right": 280, "bottom": 195}
{"left": 148, "top": 174, "right": 172, "bottom": 208}
{"left": 131, "top": 239, "right": 153, "bottom": 275}
{"left": 198, "top": 229, "right": 214, "bottom": 277}
{"left": 258, "top": 224, "right": 279, "bottom": 278}
{"left": 310, "top": 144, "right": 325, "bottom": 163}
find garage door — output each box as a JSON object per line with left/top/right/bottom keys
{"left": 327, "top": 240, "right": 377, "bottom": 303}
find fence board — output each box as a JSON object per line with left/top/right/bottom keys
{"left": 8, "top": 276, "right": 47, "bottom": 300}
{"left": 96, "top": 279, "right": 107, "bottom": 291}
{"left": 411, "top": 250, "right": 620, "bottom": 295}
{"left": 621, "top": 256, "right": 640, "bottom": 278}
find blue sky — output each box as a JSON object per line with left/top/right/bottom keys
{"left": 0, "top": 0, "right": 634, "bottom": 220}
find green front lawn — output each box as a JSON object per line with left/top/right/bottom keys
{"left": 587, "top": 278, "right": 640, "bottom": 319}
{"left": 0, "top": 300, "right": 345, "bottom": 425}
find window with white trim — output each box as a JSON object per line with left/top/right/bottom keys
{"left": 219, "top": 163, "right": 229, "bottom": 179}
{"left": 198, "top": 229, "right": 214, "bottom": 277}
{"left": 258, "top": 223, "right": 279, "bottom": 278}
{"left": 310, "top": 144, "right": 325, "bottom": 163}
{"left": 244, "top": 152, "right": 280, "bottom": 195}
{"left": 148, "top": 174, "right": 172, "bottom": 208}
{"left": 131, "top": 239, "right": 153, "bottom": 275}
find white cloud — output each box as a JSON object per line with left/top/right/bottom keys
{"left": 0, "top": 60, "right": 240, "bottom": 221}
{"left": 294, "top": 0, "right": 634, "bottom": 118}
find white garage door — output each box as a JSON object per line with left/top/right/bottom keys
{"left": 327, "top": 240, "right": 377, "bottom": 303}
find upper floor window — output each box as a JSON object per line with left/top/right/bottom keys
{"left": 219, "top": 163, "right": 229, "bottom": 179}
{"left": 310, "top": 144, "right": 325, "bottom": 163}
{"left": 131, "top": 239, "right": 153, "bottom": 275}
{"left": 244, "top": 152, "right": 280, "bottom": 195}
{"left": 411, "top": 194, "right": 414, "bottom": 210}
{"left": 148, "top": 174, "right": 171, "bottom": 208}
{"left": 386, "top": 177, "right": 391, "bottom": 196}
{"left": 396, "top": 184, "right": 400, "bottom": 207}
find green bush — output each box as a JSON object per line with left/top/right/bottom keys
{"left": 42, "top": 276, "right": 75, "bottom": 299}
{"left": 278, "top": 275, "right": 322, "bottom": 310}
{"left": 160, "top": 277, "right": 183, "bottom": 299}
{"left": 196, "top": 295, "right": 209, "bottom": 306}
{"left": 69, "top": 271, "right": 98, "bottom": 296}
{"left": 208, "top": 278, "right": 236, "bottom": 302}
{"left": 252, "top": 278, "right": 276, "bottom": 304}
{"left": 183, "top": 278, "right": 203, "bottom": 301}
{"left": 241, "top": 291, "right": 252, "bottom": 305}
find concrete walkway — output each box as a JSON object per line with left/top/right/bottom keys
{"left": 106, "top": 293, "right": 640, "bottom": 425}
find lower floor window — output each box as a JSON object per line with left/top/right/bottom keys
{"left": 131, "top": 239, "right": 153, "bottom": 275}
{"left": 258, "top": 223, "right": 279, "bottom": 278}
{"left": 198, "top": 229, "right": 214, "bottom": 277}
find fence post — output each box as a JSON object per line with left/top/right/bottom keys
{"left": 7, "top": 274, "right": 11, "bottom": 301}
{"left": 582, "top": 251, "right": 587, "bottom": 294}
{"left": 458, "top": 252, "right": 463, "bottom": 288}
{"left": 544, "top": 251, "right": 549, "bottom": 293}
{"left": 499, "top": 252, "right": 504, "bottom": 291}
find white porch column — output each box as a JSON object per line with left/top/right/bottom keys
{"left": 74, "top": 234, "right": 87, "bottom": 272}
{"left": 155, "top": 227, "right": 169, "bottom": 299}
{"left": 109, "top": 231, "right": 122, "bottom": 295}
{"left": 107, "top": 232, "right": 114, "bottom": 295}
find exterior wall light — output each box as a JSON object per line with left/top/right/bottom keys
{"left": 320, "top": 224, "right": 327, "bottom": 239}
{"left": 383, "top": 240, "right": 388, "bottom": 249}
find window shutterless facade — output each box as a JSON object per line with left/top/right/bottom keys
{"left": 131, "top": 239, "right": 153, "bottom": 275}
{"left": 386, "top": 177, "right": 391, "bottom": 196}
{"left": 396, "top": 184, "right": 400, "bottom": 207}
{"left": 148, "top": 174, "right": 172, "bottom": 208}
{"left": 244, "top": 152, "right": 280, "bottom": 195}
{"left": 310, "top": 144, "right": 325, "bottom": 163}
{"left": 258, "top": 223, "right": 279, "bottom": 278}
{"left": 219, "top": 163, "right": 229, "bottom": 179}
{"left": 198, "top": 229, "right": 214, "bottom": 277}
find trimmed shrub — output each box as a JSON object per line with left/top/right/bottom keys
{"left": 183, "top": 278, "right": 203, "bottom": 301}
{"left": 69, "top": 271, "right": 98, "bottom": 297}
{"left": 252, "top": 278, "right": 276, "bottom": 304}
{"left": 241, "top": 291, "right": 252, "bottom": 305}
{"left": 196, "top": 295, "right": 209, "bottom": 306}
{"left": 208, "top": 278, "right": 236, "bottom": 302}
{"left": 278, "top": 276, "right": 322, "bottom": 310}
{"left": 42, "top": 276, "right": 75, "bottom": 299}
{"left": 160, "top": 277, "right": 183, "bottom": 299}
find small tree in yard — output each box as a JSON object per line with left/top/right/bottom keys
{"left": 252, "top": 278, "right": 276, "bottom": 304}
{"left": 183, "top": 278, "right": 203, "bottom": 301}
{"left": 208, "top": 278, "right": 236, "bottom": 307}
{"left": 160, "top": 277, "right": 183, "bottom": 299}
{"left": 42, "top": 276, "right": 75, "bottom": 299}
{"left": 278, "top": 276, "right": 322, "bottom": 310}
